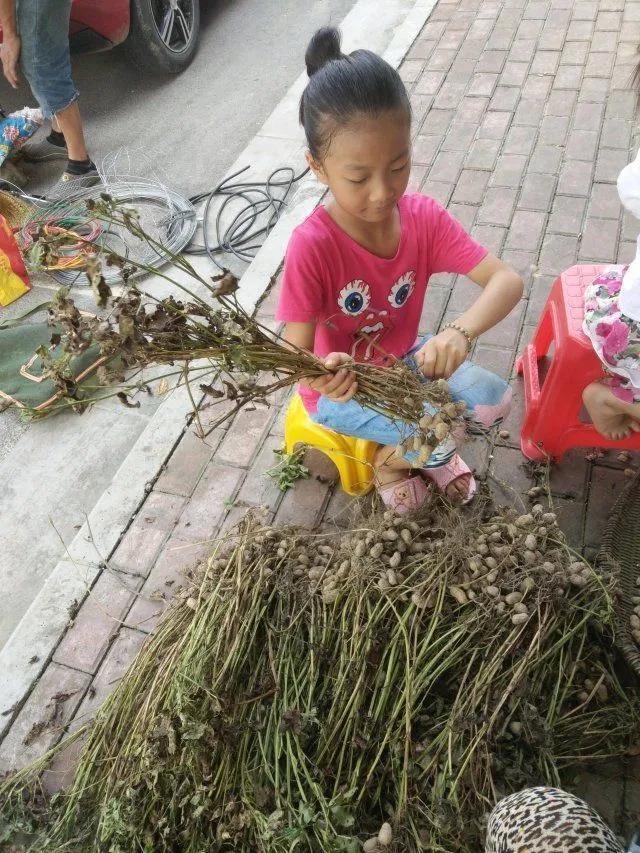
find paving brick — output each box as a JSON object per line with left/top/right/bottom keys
{"left": 548, "top": 195, "right": 587, "bottom": 235}
{"left": 489, "top": 85, "right": 520, "bottom": 112}
{"left": 595, "top": 147, "right": 633, "bottom": 183}
{"left": 471, "top": 224, "right": 507, "bottom": 255}
{"left": 481, "top": 299, "right": 526, "bottom": 348}
{"left": 441, "top": 121, "right": 478, "bottom": 152}
{"left": 407, "top": 38, "right": 437, "bottom": 61}
{"left": 501, "top": 250, "right": 539, "bottom": 292}
{"left": 486, "top": 26, "right": 517, "bottom": 50}
{"left": 439, "top": 29, "right": 468, "bottom": 50}
{"left": 399, "top": 59, "right": 424, "bottom": 84}
{"left": 407, "top": 164, "right": 428, "bottom": 193}
{"left": 236, "top": 432, "right": 287, "bottom": 510}
{"left": 503, "top": 125, "right": 536, "bottom": 156}
{"left": 560, "top": 41, "right": 589, "bottom": 65}
{"left": 572, "top": 100, "right": 605, "bottom": 133}
{"left": 467, "top": 72, "right": 499, "bottom": 97}
{"left": 490, "top": 154, "right": 528, "bottom": 188}
{"left": 605, "top": 90, "right": 637, "bottom": 120}
{"left": 110, "top": 491, "right": 186, "bottom": 576}
{"left": 415, "top": 69, "right": 447, "bottom": 95}
{"left": 566, "top": 128, "right": 599, "bottom": 163}
{"left": 447, "top": 278, "right": 478, "bottom": 312}
{"left": 538, "top": 233, "right": 579, "bottom": 273}
{"left": 321, "top": 486, "right": 363, "bottom": 529}
{"left": 434, "top": 81, "right": 467, "bottom": 109}
{"left": 275, "top": 475, "right": 331, "bottom": 528}
{"left": 0, "top": 663, "right": 90, "bottom": 773}
{"left": 53, "top": 570, "right": 143, "bottom": 674}
{"left": 478, "top": 187, "right": 518, "bottom": 226}
{"left": 618, "top": 240, "right": 637, "bottom": 263}
{"left": 473, "top": 344, "right": 513, "bottom": 379}
{"left": 522, "top": 74, "right": 554, "bottom": 100}
{"left": 530, "top": 50, "right": 560, "bottom": 75}
{"left": 551, "top": 497, "right": 585, "bottom": 550}
{"left": 591, "top": 30, "right": 618, "bottom": 52}
{"left": 500, "top": 61, "right": 530, "bottom": 87}
{"left": 545, "top": 88, "right": 577, "bottom": 116}
{"left": 589, "top": 182, "right": 623, "bottom": 220}
{"left": 431, "top": 149, "right": 466, "bottom": 183}
{"left": 419, "top": 285, "right": 450, "bottom": 334}
{"left": 506, "top": 210, "right": 546, "bottom": 252}
{"left": 508, "top": 38, "right": 537, "bottom": 62}
{"left": 71, "top": 628, "right": 147, "bottom": 731}
{"left": 172, "top": 462, "right": 243, "bottom": 542}
{"left": 477, "top": 49, "right": 508, "bottom": 73}
{"left": 525, "top": 273, "right": 556, "bottom": 324}
{"left": 217, "top": 405, "right": 274, "bottom": 467}
{"left": 538, "top": 114, "right": 570, "bottom": 146}
{"left": 465, "top": 138, "right": 501, "bottom": 169}
{"left": 585, "top": 51, "right": 615, "bottom": 78}
{"left": 518, "top": 173, "right": 556, "bottom": 211}
{"left": 571, "top": 767, "right": 624, "bottom": 833}
{"left": 578, "top": 76, "right": 610, "bottom": 103}
{"left": 448, "top": 58, "right": 477, "bottom": 86}
{"left": 567, "top": 19, "right": 594, "bottom": 40}
{"left": 154, "top": 429, "right": 218, "bottom": 497}
{"left": 421, "top": 179, "right": 454, "bottom": 206}
{"left": 496, "top": 375, "right": 526, "bottom": 442}
{"left": 448, "top": 204, "right": 478, "bottom": 231}
{"left": 578, "top": 217, "right": 619, "bottom": 261}
{"left": 452, "top": 169, "right": 490, "bottom": 204}
{"left": 413, "top": 133, "right": 441, "bottom": 165}
{"left": 478, "top": 110, "right": 511, "bottom": 139}
{"left": 489, "top": 445, "right": 534, "bottom": 508}
{"left": 513, "top": 97, "right": 546, "bottom": 126}
{"left": 553, "top": 65, "right": 584, "bottom": 89}
{"left": 557, "top": 159, "right": 593, "bottom": 196}
{"left": 125, "top": 535, "right": 211, "bottom": 634}
{"left": 548, "top": 449, "right": 590, "bottom": 500}
{"left": 584, "top": 465, "right": 626, "bottom": 547}
{"left": 411, "top": 94, "right": 435, "bottom": 129}
{"left": 422, "top": 108, "right": 455, "bottom": 135}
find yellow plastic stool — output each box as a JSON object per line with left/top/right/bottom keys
{"left": 284, "top": 394, "right": 378, "bottom": 496}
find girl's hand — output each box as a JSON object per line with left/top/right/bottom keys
{"left": 303, "top": 352, "right": 358, "bottom": 402}
{"left": 415, "top": 328, "right": 469, "bottom": 380}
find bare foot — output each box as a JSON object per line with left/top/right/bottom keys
{"left": 445, "top": 474, "right": 472, "bottom": 502}
{"left": 582, "top": 382, "right": 640, "bottom": 440}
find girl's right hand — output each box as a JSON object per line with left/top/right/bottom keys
{"left": 303, "top": 352, "right": 358, "bottom": 403}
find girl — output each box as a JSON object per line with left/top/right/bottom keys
{"left": 582, "top": 149, "right": 640, "bottom": 440}
{"left": 277, "top": 27, "right": 523, "bottom": 513}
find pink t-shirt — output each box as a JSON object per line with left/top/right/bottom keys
{"left": 276, "top": 193, "right": 488, "bottom": 412}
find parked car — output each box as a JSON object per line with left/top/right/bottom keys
{"left": 70, "top": 0, "right": 200, "bottom": 73}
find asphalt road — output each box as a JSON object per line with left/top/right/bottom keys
{"left": 0, "top": 0, "right": 356, "bottom": 646}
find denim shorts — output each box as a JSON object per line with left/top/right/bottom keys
{"left": 311, "top": 336, "right": 512, "bottom": 469}
{"left": 17, "top": 0, "right": 77, "bottom": 119}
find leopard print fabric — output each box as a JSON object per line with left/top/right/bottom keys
{"left": 485, "top": 786, "right": 624, "bottom": 852}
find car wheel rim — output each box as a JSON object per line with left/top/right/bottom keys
{"left": 152, "top": 0, "right": 195, "bottom": 53}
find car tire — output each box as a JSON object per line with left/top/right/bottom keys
{"left": 126, "top": 0, "right": 200, "bottom": 74}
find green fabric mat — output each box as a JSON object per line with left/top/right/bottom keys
{"left": 0, "top": 322, "right": 101, "bottom": 410}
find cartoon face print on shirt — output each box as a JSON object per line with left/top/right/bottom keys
{"left": 334, "top": 271, "right": 416, "bottom": 360}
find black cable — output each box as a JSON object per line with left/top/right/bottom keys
{"left": 185, "top": 164, "right": 310, "bottom": 269}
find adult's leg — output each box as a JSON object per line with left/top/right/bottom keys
{"left": 54, "top": 100, "right": 88, "bottom": 161}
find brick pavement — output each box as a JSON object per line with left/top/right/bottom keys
{"left": 2, "top": 0, "right": 640, "bottom": 839}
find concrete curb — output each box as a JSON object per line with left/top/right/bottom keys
{"left": 0, "top": 0, "right": 435, "bottom": 736}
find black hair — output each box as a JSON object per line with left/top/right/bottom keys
{"left": 299, "top": 27, "right": 411, "bottom": 160}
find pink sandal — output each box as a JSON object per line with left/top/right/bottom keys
{"left": 378, "top": 476, "right": 430, "bottom": 515}
{"left": 423, "top": 453, "right": 477, "bottom": 505}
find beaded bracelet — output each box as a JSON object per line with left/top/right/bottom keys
{"left": 442, "top": 321, "right": 474, "bottom": 351}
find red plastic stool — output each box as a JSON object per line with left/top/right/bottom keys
{"left": 516, "top": 264, "right": 640, "bottom": 461}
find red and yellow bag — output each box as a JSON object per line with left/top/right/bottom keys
{"left": 0, "top": 213, "right": 30, "bottom": 307}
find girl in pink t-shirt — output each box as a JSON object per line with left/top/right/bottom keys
{"left": 277, "top": 27, "right": 523, "bottom": 512}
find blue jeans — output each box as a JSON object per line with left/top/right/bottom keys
{"left": 17, "top": 0, "right": 77, "bottom": 119}
{"left": 311, "top": 337, "right": 512, "bottom": 469}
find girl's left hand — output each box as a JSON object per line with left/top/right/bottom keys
{"left": 415, "top": 328, "right": 469, "bottom": 380}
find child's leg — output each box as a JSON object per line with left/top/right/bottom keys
{"left": 582, "top": 381, "right": 640, "bottom": 440}
{"left": 311, "top": 397, "right": 463, "bottom": 503}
